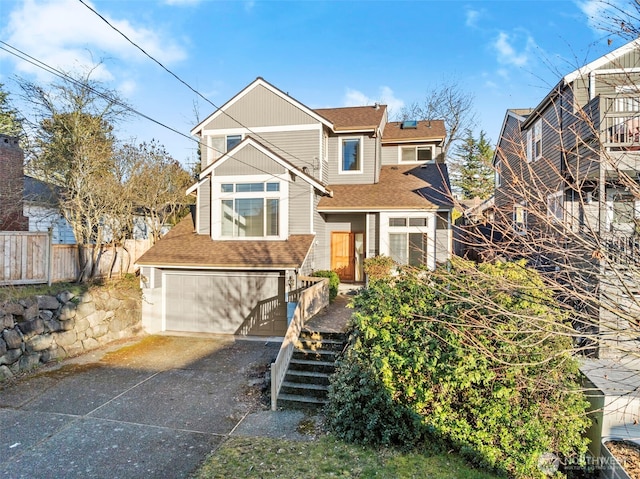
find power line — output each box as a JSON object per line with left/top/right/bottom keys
{"left": 0, "top": 41, "right": 323, "bottom": 198}
{"left": 76, "top": 0, "right": 316, "bottom": 170}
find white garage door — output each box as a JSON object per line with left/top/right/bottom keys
{"left": 163, "top": 271, "right": 287, "bottom": 336}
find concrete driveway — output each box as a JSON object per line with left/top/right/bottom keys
{"left": 0, "top": 335, "right": 281, "bottom": 479}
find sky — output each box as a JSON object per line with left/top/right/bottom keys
{"left": 0, "top": 0, "right": 630, "bottom": 169}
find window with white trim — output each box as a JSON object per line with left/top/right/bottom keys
{"left": 388, "top": 216, "right": 429, "bottom": 266}
{"left": 400, "top": 145, "right": 434, "bottom": 163}
{"left": 513, "top": 203, "right": 527, "bottom": 234}
{"left": 220, "top": 181, "right": 280, "bottom": 238}
{"left": 547, "top": 191, "right": 564, "bottom": 223}
{"left": 495, "top": 160, "right": 502, "bottom": 187}
{"left": 340, "top": 137, "right": 362, "bottom": 173}
{"left": 207, "top": 134, "right": 244, "bottom": 165}
{"left": 528, "top": 120, "right": 542, "bottom": 161}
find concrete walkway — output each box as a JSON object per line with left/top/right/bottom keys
{"left": 303, "top": 283, "right": 362, "bottom": 334}
{"left": 0, "top": 335, "right": 312, "bottom": 479}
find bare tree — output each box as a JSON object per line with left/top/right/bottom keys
{"left": 20, "top": 69, "right": 131, "bottom": 282}
{"left": 119, "top": 140, "right": 194, "bottom": 245}
{"left": 400, "top": 79, "right": 477, "bottom": 162}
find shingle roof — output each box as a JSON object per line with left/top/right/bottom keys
{"left": 382, "top": 120, "right": 446, "bottom": 142}
{"left": 136, "top": 214, "right": 315, "bottom": 269}
{"left": 23, "top": 176, "right": 60, "bottom": 206}
{"left": 314, "top": 105, "right": 387, "bottom": 131}
{"left": 318, "top": 164, "right": 453, "bottom": 211}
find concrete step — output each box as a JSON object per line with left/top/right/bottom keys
{"left": 300, "top": 330, "right": 348, "bottom": 342}
{"left": 277, "top": 393, "right": 326, "bottom": 409}
{"left": 280, "top": 381, "right": 328, "bottom": 399}
{"left": 292, "top": 348, "right": 338, "bottom": 362}
{"left": 296, "top": 337, "right": 346, "bottom": 353}
{"left": 284, "top": 369, "right": 331, "bottom": 386}
{"left": 288, "top": 358, "right": 335, "bottom": 374}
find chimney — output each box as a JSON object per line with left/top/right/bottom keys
{"left": 0, "top": 135, "right": 29, "bottom": 231}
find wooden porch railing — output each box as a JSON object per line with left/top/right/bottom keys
{"left": 603, "top": 234, "right": 640, "bottom": 266}
{"left": 270, "top": 275, "right": 329, "bottom": 410}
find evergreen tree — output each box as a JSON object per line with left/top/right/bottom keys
{"left": 453, "top": 129, "right": 494, "bottom": 200}
{"left": 0, "top": 83, "right": 22, "bottom": 137}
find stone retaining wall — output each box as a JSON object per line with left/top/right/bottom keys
{"left": 0, "top": 287, "right": 142, "bottom": 381}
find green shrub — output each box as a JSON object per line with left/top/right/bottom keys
{"left": 312, "top": 270, "right": 339, "bottom": 302}
{"left": 363, "top": 255, "right": 396, "bottom": 282}
{"left": 326, "top": 258, "right": 590, "bottom": 477}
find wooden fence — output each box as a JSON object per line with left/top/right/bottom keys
{"left": 0, "top": 231, "right": 151, "bottom": 286}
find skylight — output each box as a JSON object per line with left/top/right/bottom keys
{"left": 401, "top": 120, "right": 418, "bottom": 129}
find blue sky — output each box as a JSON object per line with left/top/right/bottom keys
{"left": 0, "top": 0, "right": 628, "bottom": 168}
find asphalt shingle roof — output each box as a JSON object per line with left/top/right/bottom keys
{"left": 136, "top": 215, "right": 315, "bottom": 268}
{"left": 318, "top": 163, "right": 453, "bottom": 211}
{"left": 382, "top": 120, "right": 446, "bottom": 142}
{"left": 314, "top": 105, "right": 387, "bottom": 131}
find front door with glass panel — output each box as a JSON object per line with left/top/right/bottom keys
{"left": 331, "top": 232, "right": 364, "bottom": 282}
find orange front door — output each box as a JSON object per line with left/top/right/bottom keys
{"left": 331, "top": 232, "right": 355, "bottom": 282}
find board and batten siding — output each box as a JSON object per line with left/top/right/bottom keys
{"left": 197, "top": 177, "right": 211, "bottom": 235}
{"left": 326, "top": 133, "right": 377, "bottom": 184}
{"left": 213, "top": 144, "right": 287, "bottom": 176}
{"left": 201, "top": 84, "right": 318, "bottom": 131}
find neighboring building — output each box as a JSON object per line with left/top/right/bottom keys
{"left": 137, "top": 77, "right": 453, "bottom": 336}
{"left": 492, "top": 38, "right": 640, "bottom": 357}
{"left": 23, "top": 176, "right": 76, "bottom": 244}
{"left": 0, "top": 135, "right": 28, "bottom": 231}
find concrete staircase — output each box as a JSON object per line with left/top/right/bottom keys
{"left": 277, "top": 330, "right": 347, "bottom": 408}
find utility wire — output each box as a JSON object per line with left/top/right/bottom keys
{"left": 77, "top": 0, "right": 317, "bottom": 170}
{"left": 0, "top": 41, "right": 323, "bottom": 197}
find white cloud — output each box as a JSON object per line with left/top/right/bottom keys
{"left": 493, "top": 31, "right": 535, "bottom": 67}
{"left": 118, "top": 79, "right": 137, "bottom": 96}
{"left": 244, "top": 1, "right": 256, "bottom": 13}
{"left": 343, "top": 86, "right": 405, "bottom": 114}
{"left": 465, "top": 8, "right": 480, "bottom": 28}
{"left": 576, "top": 0, "right": 622, "bottom": 34}
{"left": 1, "top": 0, "right": 186, "bottom": 81}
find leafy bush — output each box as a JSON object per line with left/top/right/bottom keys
{"left": 363, "top": 255, "right": 396, "bottom": 282}
{"left": 312, "top": 270, "right": 340, "bottom": 302}
{"left": 326, "top": 258, "right": 590, "bottom": 477}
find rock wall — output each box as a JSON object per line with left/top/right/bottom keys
{"left": 0, "top": 287, "right": 142, "bottom": 381}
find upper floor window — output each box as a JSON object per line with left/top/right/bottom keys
{"left": 340, "top": 137, "right": 362, "bottom": 173}
{"left": 547, "top": 191, "right": 564, "bottom": 223}
{"left": 207, "top": 134, "right": 244, "bottom": 166}
{"left": 526, "top": 120, "right": 542, "bottom": 162}
{"left": 400, "top": 146, "right": 433, "bottom": 163}
{"left": 513, "top": 203, "right": 527, "bottom": 235}
{"left": 495, "top": 160, "right": 502, "bottom": 187}
{"left": 226, "top": 135, "right": 242, "bottom": 151}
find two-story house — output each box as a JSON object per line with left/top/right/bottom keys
{"left": 137, "top": 77, "right": 452, "bottom": 337}
{"left": 493, "top": 38, "right": 640, "bottom": 357}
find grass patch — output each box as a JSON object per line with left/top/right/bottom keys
{"left": 0, "top": 282, "right": 87, "bottom": 302}
{"left": 0, "top": 274, "right": 140, "bottom": 303}
{"left": 192, "top": 436, "right": 500, "bottom": 479}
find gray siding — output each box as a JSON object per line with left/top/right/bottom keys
{"left": 288, "top": 180, "right": 312, "bottom": 234}
{"left": 164, "top": 270, "right": 286, "bottom": 336}
{"left": 313, "top": 194, "right": 328, "bottom": 270}
{"left": 202, "top": 84, "right": 318, "bottom": 130}
{"left": 381, "top": 144, "right": 397, "bottom": 165}
{"left": 213, "top": 145, "right": 286, "bottom": 176}
{"left": 325, "top": 213, "right": 366, "bottom": 233}
{"left": 601, "top": 50, "right": 640, "bottom": 70}
{"left": 435, "top": 212, "right": 450, "bottom": 263}
{"left": 197, "top": 178, "right": 211, "bottom": 235}
{"left": 258, "top": 129, "right": 320, "bottom": 173}
{"left": 367, "top": 212, "right": 379, "bottom": 257}
{"left": 494, "top": 114, "right": 529, "bottom": 217}
{"left": 327, "top": 133, "right": 377, "bottom": 184}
